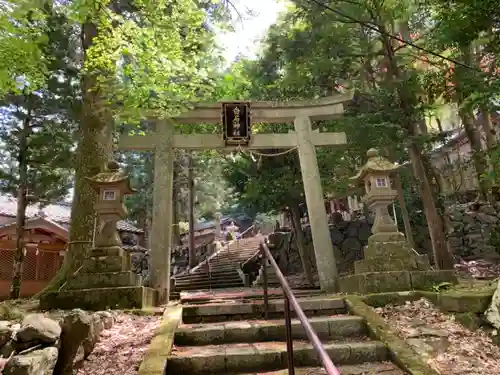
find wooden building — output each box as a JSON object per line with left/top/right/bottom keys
{"left": 0, "top": 195, "right": 144, "bottom": 298}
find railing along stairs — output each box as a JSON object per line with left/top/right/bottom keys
{"left": 259, "top": 238, "right": 341, "bottom": 375}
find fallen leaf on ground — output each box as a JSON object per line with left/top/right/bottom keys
{"left": 75, "top": 313, "right": 160, "bottom": 375}
{"left": 376, "top": 298, "right": 500, "bottom": 375}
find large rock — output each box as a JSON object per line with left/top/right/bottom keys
{"left": 53, "top": 309, "right": 92, "bottom": 375}
{"left": 4, "top": 347, "right": 58, "bottom": 375}
{"left": 485, "top": 280, "right": 500, "bottom": 329}
{"left": 82, "top": 313, "right": 104, "bottom": 359}
{"left": 0, "top": 320, "right": 13, "bottom": 347}
{"left": 16, "top": 314, "right": 61, "bottom": 344}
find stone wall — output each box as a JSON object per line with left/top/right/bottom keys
{"left": 271, "top": 217, "right": 373, "bottom": 277}
{"left": 446, "top": 202, "right": 500, "bottom": 260}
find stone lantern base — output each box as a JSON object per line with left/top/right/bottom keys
{"left": 40, "top": 246, "right": 157, "bottom": 311}
{"left": 338, "top": 232, "right": 457, "bottom": 294}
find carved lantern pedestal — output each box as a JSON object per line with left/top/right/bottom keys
{"left": 338, "top": 149, "right": 457, "bottom": 294}
{"left": 40, "top": 161, "right": 156, "bottom": 310}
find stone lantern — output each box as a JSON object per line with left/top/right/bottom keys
{"left": 336, "top": 148, "right": 457, "bottom": 294}
{"left": 350, "top": 148, "right": 400, "bottom": 234}
{"left": 85, "top": 160, "right": 136, "bottom": 252}
{"left": 39, "top": 161, "right": 156, "bottom": 311}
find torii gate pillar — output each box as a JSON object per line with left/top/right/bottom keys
{"left": 295, "top": 116, "right": 338, "bottom": 291}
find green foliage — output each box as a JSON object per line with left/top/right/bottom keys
{"left": 0, "top": 2, "right": 76, "bottom": 204}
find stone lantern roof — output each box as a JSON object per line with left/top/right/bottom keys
{"left": 85, "top": 161, "right": 136, "bottom": 195}
{"left": 350, "top": 148, "right": 400, "bottom": 184}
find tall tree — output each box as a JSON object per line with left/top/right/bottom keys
{"left": 37, "top": 0, "right": 226, "bottom": 292}
{"left": 0, "top": 1, "right": 76, "bottom": 298}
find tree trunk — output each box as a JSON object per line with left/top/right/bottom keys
{"left": 10, "top": 107, "right": 30, "bottom": 299}
{"left": 379, "top": 27, "right": 454, "bottom": 269}
{"left": 457, "top": 45, "right": 491, "bottom": 201}
{"left": 38, "top": 21, "right": 114, "bottom": 295}
{"left": 172, "top": 160, "right": 181, "bottom": 246}
{"left": 461, "top": 110, "right": 490, "bottom": 199}
{"left": 188, "top": 153, "right": 196, "bottom": 268}
{"left": 479, "top": 106, "right": 497, "bottom": 150}
{"left": 289, "top": 202, "right": 314, "bottom": 285}
{"left": 393, "top": 173, "right": 415, "bottom": 249}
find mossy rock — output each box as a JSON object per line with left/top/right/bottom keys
{"left": 436, "top": 291, "right": 494, "bottom": 312}
{"left": 454, "top": 312, "right": 485, "bottom": 330}
{"left": 0, "top": 304, "right": 24, "bottom": 321}
{"left": 362, "top": 292, "right": 421, "bottom": 307}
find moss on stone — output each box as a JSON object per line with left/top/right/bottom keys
{"left": 39, "top": 286, "right": 156, "bottom": 311}
{"left": 125, "top": 308, "right": 163, "bottom": 316}
{"left": 0, "top": 304, "right": 25, "bottom": 321}
{"left": 454, "top": 312, "right": 484, "bottom": 330}
{"left": 436, "top": 291, "right": 493, "bottom": 312}
{"left": 362, "top": 292, "right": 420, "bottom": 307}
{"left": 345, "top": 296, "right": 440, "bottom": 375}
{"left": 138, "top": 306, "right": 183, "bottom": 375}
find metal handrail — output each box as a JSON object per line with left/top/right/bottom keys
{"left": 240, "top": 224, "right": 256, "bottom": 238}
{"left": 259, "top": 239, "right": 341, "bottom": 375}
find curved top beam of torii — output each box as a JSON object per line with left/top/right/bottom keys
{"left": 119, "top": 92, "right": 354, "bottom": 151}
{"left": 172, "top": 92, "right": 353, "bottom": 124}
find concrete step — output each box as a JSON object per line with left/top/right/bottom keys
{"left": 229, "top": 362, "right": 406, "bottom": 375}
{"left": 175, "top": 315, "right": 366, "bottom": 346}
{"left": 179, "top": 288, "right": 323, "bottom": 305}
{"left": 176, "top": 282, "right": 245, "bottom": 292}
{"left": 182, "top": 297, "right": 346, "bottom": 323}
{"left": 175, "top": 270, "right": 238, "bottom": 280}
{"left": 175, "top": 278, "right": 244, "bottom": 288}
{"left": 167, "top": 340, "right": 388, "bottom": 374}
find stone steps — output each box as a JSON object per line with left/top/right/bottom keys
{"left": 182, "top": 297, "right": 346, "bottom": 324}
{"left": 179, "top": 288, "right": 323, "bottom": 305}
{"left": 229, "top": 362, "right": 406, "bottom": 375}
{"left": 175, "top": 276, "right": 243, "bottom": 287}
{"left": 175, "top": 315, "right": 366, "bottom": 345}
{"left": 175, "top": 272, "right": 242, "bottom": 284}
{"left": 167, "top": 296, "right": 404, "bottom": 375}
{"left": 167, "top": 340, "right": 388, "bottom": 374}
{"left": 176, "top": 283, "right": 245, "bottom": 292}
{"left": 175, "top": 280, "right": 245, "bottom": 291}
{"left": 175, "top": 269, "right": 238, "bottom": 280}
{"left": 173, "top": 236, "right": 262, "bottom": 294}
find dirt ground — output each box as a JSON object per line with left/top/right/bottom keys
{"left": 75, "top": 313, "right": 161, "bottom": 375}
{"left": 376, "top": 298, "right": 500, "bottom": 375}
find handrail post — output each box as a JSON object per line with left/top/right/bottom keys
{"left": 259, "top": 240, "right": 341, "bottom": 375}
{"left": 284, "top": 295, "right": 295, "bottom": 375}
{"left": 261, "top": 243, "right": 269, "bottom": 320}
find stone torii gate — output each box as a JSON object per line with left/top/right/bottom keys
{"left": 119, "top": 93, "right": 352, "bottom": 302}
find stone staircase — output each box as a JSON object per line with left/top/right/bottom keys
{"left": 173, "top": 237, "right": 262, "bottom": 293}
{"left": 166, "top": 296, "right": 405, "bottom": 374}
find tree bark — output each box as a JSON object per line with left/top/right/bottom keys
{"left": 393, "top": 173, "right": 415, "bottom": 249}
{"left": 172, "top": 160, "right": 181, "bottom": 246}
{"left": 38, "top": 21, "right": 114, "bottom": 295}
{"left": 289, "top": 202, "right": 314, "bottom": 285}
{"left": 10, "top": 105, "right": 30, "bottom": 299}
{"left": 379, "top": 26, "right": 454, "bottom": 269}
{"left": 456, "top": 45, "right": 491, "bottom": 201}
{"left": 479, "top": 105, "right": 497, "bottom": 150}
{"left": 188, "top": 153, "right": 196, "bottom": 268}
